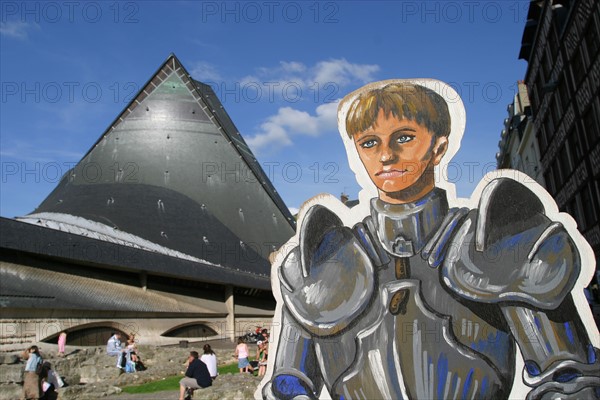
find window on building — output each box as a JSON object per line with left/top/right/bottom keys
{"left": 570, "top": 46, "right": 586, "bottom": 86}
{"left": 41, "top": 326, "right": 128, "bottom": 347}
{"left": 584, "top": 17, "right": 600, "bottom": 60}
{"left": 545, "top": 113, "right": 555, "bottom": 141}
{"left": 554, "top": 86, "right": 563, "bottom": 112}
{"left": 535, "top": 76, "right": 546, "bottom": 107}
{"left": 538, "top": 128, "right": 548, "bottom": 155}
{"left": 558, "top": 143, "right": 574, "bottom": 181}
{"left": 553, "top": 159, "right": 564, "bottom": 188}
{"left": 569, "top": 127, "right": 585, "bottom": 163}
{"left": 557, "top": 74, "right": 570, "bottom": 110}
{"left": 543, "top": 50, "right": 553, "bottom": 79}
{"left": 583, "top": 104, "right": 600, "bottom": 148}
{"left": 581, "top": 183, "right": 599, "bottom": 229}
{"left": 545, "top": 168, "right": 556, "bottom": 194}
{"left": 580, "top": 35, "right": 593, "bottom": 70}
{"left": 595, "top": 178, "right": 600, "bottom": 213}
{"left": 162, "top": 323, "right": 218, "bottom": 338}
{"left": 547, "top": 25, "right": 559, "bottom": 61}
{"left": 552, "top": 98, "right": 563, "bottom": 125}
{"left": 566, "top": 195, "right": 585, "bottom": 230}
{"left": 565, "top": 200, "right": 575, "bottom": 223}
{"left": 552, "top": 0, "right": 572, "bottom": 31}
{"left": 529, "top": 82, "right": 539, "bottom": 114}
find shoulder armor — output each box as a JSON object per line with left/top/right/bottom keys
{"left": 475, "top": 177, "right": 546, "bottom": 251}
{"left": 442, "top": 178, "right": 581, "bottom": 309}
{"left": 279, "top": 205, "right": 376, "bottom": 336}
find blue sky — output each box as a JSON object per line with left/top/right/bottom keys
{"left": 0, "top": 1, "right": 530, "bottom": 217}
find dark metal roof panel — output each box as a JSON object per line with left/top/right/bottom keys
{"left": 0, "top": 217, "right": 271, "bottom": 290}
{"left": 29, "top": 183, "right": 269, "bottom": 275}
{"left": 0, "top": 261, "right": 225, "bottom": 314}
{"left": 192, "top": 79, "right": 296, "bottom": 229}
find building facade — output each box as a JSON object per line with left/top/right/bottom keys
{"left": 496, "top": 81, "right": 545, "bottom": 187}
{"left": 518, "top": 0, "right": 600, "bottom": 304}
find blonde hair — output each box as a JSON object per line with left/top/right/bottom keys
{"left": 345, "top": 83, "right": 450, "bottom": 138}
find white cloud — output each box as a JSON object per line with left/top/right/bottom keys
{"left": 288, "top": 207, "right": 299, "bottom": 215}
{"left": 270, "top": 107, "right": 320, "bottom": 136}
{"left": 313, "top": 59, "right": 380, "bottom": 86}
{"left": 0, "top": 21, "right": 39, "bottom": 40}
{"left": 238, "top": 74, "right": 307, "bottom": 94}
{"left": 191, "top": 59, "right": 379, "bottom": 106}
{"left": 189, "top": 61, "right": 222, "bottom": 82}
{"left": 314, "top": 101, "right": 339, "bottom": 131}
{"left": 246, "top": 120, "right": 293, "bottom": 151}
{"left": 246, "top": 101, "right": 339, "bottom": 153}
{"left": 280, "top": 61, "right": 307, "bottom": 74}
{"left": 244, "top": 58, "right": 380, "bottom": 92}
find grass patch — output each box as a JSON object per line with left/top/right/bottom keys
{"left": 121, "top": 375, "right": 181, "bottom": 394}
{"left": 218, "top": 362, "right": 242, "bottom": 375}
{"left": 121, "top": 362, "right": 247, "bottom": 394}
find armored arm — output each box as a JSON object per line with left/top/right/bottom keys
{"left": 264, "top": 204, "right": 386, "bottom": 399}
{"left": 279, "top": 205, "right": 383, "bottom": 337}
{"left": 263, "top": 303, "right": 324, "bottom": 400}
{"left": 442, "top": 178, "right": 600, "bottom": 399}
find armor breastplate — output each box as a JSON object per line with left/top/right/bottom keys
{"left": 316, "top": 190, "right": 515, "bottom": 399}
{"left": 270, "top": 181, "right": 598, "bottom": 400}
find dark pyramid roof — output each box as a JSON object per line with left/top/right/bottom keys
{"left": 19, "top": 54, "right": 295, "bottom": 277}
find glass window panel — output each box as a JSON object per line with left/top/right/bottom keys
{"left": 583, "top": 105, "right": 600, "bottom": 147}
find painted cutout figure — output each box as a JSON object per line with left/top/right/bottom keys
{"left": 258, "top": 79, "right": 600, "bottom": 400}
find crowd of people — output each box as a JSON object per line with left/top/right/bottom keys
{"left": 20, "top": 326, "right": 270, "bottom": 399}
{"left": 20, "top": 330, "right": 152, "bottom": 399}
{"left": 106, "top": 332, "right": 147, "bottom": 374}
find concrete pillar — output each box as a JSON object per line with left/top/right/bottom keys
{"left": 140, "top": 271, "right": 147, "bottom": 291}
{"left": 225, "top": 285, "right": 235, "bottom": 342}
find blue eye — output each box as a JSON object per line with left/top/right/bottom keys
{"left": 397, "top": 135, "right": 414, "bottom": 144}
{"left": 361, "top": 139, "right": 377, "bottom": 149}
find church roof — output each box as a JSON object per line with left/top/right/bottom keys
{"left": 15, "top": 54, "right": 295, "bottom": 279}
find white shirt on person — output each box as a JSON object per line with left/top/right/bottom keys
{"left": 200, "top": 353, "right": 218, "bottom": 378}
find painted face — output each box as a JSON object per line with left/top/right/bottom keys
{"left": 353, "top": 109, "right": 447, "bottom": 204}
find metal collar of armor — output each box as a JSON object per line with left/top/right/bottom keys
{"left": 371, "top": 188, "right": 449, "bottom": 257}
